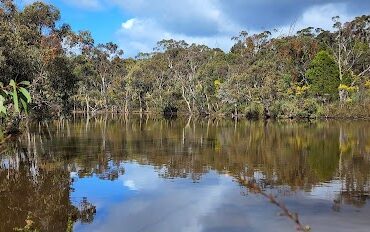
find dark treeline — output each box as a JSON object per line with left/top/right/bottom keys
{"left": 1, "top": 0, "right": 370, "bottom": 126}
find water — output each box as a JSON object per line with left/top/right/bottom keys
{"left": 0, "top": 116, "right": 369, "bottom": 232}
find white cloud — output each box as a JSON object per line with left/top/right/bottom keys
{"left": 277, "top": 3, "right": 360, "bottom": 36}
{"left": 116, "top": 16, "right": 236, "bottom": 57}
{"left": 114, "top": 0, "right": 241, "bottom": 57}
{"left": 299, "top": 3, "right": 354, "bottom": 30}
{"left": 123, "top": 179, "right": 138, "bottom": 190}
{"left": 90, "top": 163, "right": 231, "bottom": 232}
{"left": 121, "top": 18, "right": 136, "bottom": 30}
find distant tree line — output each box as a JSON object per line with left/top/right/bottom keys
{"left": 1, "top": 0, "right": 370, "bottom": 127}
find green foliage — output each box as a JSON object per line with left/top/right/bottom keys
{"left": 244, "top": 102, "right": 264, "bottom": 119}
{"left": 306, "top": 51, "right": 340, "bottom": 101}
{"left": 0, "top": 93, "right": 6, "bottom": 116}
{"left": 273, "top": 97, "right": 321, "bottom": 119}
{"left": 0, "top": 80, "right": 31, "bottom": 117}
{"left": 298, "top": 98, "right": 320, "bottom": 118}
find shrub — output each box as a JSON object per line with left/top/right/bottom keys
{"left": 244, "top": 102, "right": 264, "bottom": 119}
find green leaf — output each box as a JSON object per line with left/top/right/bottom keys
{"left": 19, "top": 87, "right": 31, "bottom": 103}
{"left": 10, "top": 80, "right": 19, "bottom": 113}
{"left": 20, "top": 98, "right": 28, "bottom": 114}
{"left": 0, "top": 95, "right": 6, "bottom": 115}
{"left": 9, "top": 79, "right": 16, "bottom": 88}
{"left": 19, "top": 81, "right": 30, "bottom": 86}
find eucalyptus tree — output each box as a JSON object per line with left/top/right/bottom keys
{"left": 89, "top": 42, "right": 124, "bottom": 110}
{"left": 176, "top": 44, "right": 212, "bottom": 114}
{"left": 274, "top": 29, "right": 319, "bottom": 85}
{"left": 140, "top": 53, "right": 170, "bottom": 112}
{"left": 330, "top": 16, "right": 370, "bottom": 101}
{"left": 196, "top": 50, "right": 229, "bottom": 114}
{"left": 73, "top": 54, "right": 99, "bottom": 113}
{"left": 156, "top": 41, "right": 212, "bottom": 114}
{"left": 126, "top": 58, "right": 155, "bottom": 113}
{"left": 222, "top": 31, "right": 281, "bottom": 117}
{"left": 108, "top": 57, "right": 134, "bottom": 112}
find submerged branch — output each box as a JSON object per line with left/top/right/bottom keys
{"left": 239, "top": 178, "right": 311, "bottom": 232}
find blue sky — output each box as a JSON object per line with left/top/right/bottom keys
{"left": 18, "top": 0, "right": 370, "bottom": 57}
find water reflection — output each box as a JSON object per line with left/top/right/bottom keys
{"left": 0, "top": 116, "right": 369, "bottom": 231}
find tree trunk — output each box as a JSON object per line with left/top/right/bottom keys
{"left": 145, "top": 101, "right": 150, "bottom": 113}
{"left": 85, "top": 95, "right": 89, "bottom": 114}
{"left": 205, "top": 94, "right": 211, "bottom": 114}
{"left": 182, "top": 86, "right": 192, "bottom": 114}
{"left": 138, "top": 94, "right": 143, "bottom": 114}
{"left": 101, "top": 76, "right": 107, "bottom": 109}
{"left": 124, "top": 91, "right": 129, "bottom": 113}
{"left": 339, "top": 89, "right": 347, "bottom": 103}
{"left": 234, "top": 105, "right": 238, "bottom": 118}
{"left": 264, "top": 103, "right": 271, "bottom": 119}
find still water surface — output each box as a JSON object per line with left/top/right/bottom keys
{"left": 0, "top": 116, "right": 369, "bottom": 232}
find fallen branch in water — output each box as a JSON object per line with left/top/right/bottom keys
{"left": 239, "top": 178, "right": 311, "bottom": 232}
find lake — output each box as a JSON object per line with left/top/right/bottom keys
{"left": 0, "top": 116, "right": 369, "bottom": 232}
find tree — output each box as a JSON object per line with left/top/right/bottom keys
{"left": 197, "top": 50, "right": 229, "bottom": 114}
{"left": 306, "top": 51, "right": 340, "bottom": 101}
{"left": 0, "top": 1, "right": 79, "bottom": 119}
{"left": 330, "top": 16, "right": 370, "bottom": 102}
{"left": 89, "top": 42, "right": 124, "bottom": 110}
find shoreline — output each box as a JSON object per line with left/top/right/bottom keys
{"left": 69, "top": 110, "right": 370, "bottom": 121}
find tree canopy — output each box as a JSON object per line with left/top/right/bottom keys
{"left": 306, "top": 50, "right": 340, "bottom": 101}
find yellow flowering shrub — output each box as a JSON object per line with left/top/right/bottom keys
{"left": 295, "top": 85, "right": 310, "bottom": 96}
{"left": 365, "top": 80, "right": 370, "bottom": 89}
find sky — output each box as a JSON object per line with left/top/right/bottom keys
{"left": 18, "top": 0, "right": 370, "bottom": 57}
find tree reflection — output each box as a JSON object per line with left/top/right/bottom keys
{"left": 1, "top": 116, "right": 369, "bottom": 230}
{"left": 0, "top": 142, "right": 96, "bottom": 232}
{"left": 55, "top": 116, "right": 368, "bottom": 207}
